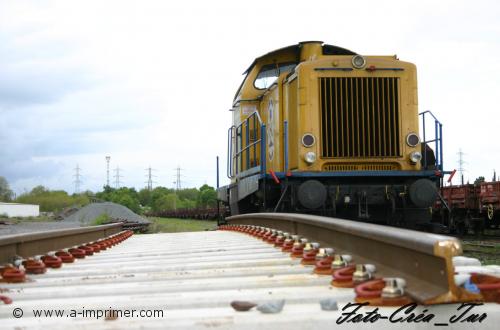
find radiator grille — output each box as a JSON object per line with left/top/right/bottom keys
{"left": 319, "top": 77, "right": 401, "bottom": 158}
{"left": 322, "top": 163, "right": 399, "bottom": 171}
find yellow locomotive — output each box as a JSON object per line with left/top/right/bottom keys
{"left": 218, "top": 41, "right": 442, "bottom": 227}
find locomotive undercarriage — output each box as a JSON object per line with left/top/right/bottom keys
{"left": 234, "top": 176, "right": 438, "bottom": 230}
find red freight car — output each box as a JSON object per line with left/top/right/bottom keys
{"left": 440, "top": 184, "right": 479, "bottom": 210}
{"left": 480, "top": 182, "right": 500, "bottom": 226}
{"left": 435, "top": 184, "right": 481, "bottom": 234}
{"left": 434, "top": 182, "right": 500, "bottom": 234}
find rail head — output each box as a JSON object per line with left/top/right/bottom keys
{"left": 227, "top": 213, "right": 477, "bottom": 304}
{"left": 0, "top": 223, "right": 123, "bottom": 264}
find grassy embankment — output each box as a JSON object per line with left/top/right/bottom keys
{"left": 146, "top": 217, "right": 217, "bottom": 233}
{"left": 462, "top": 240, "right": 500, "bottom": 265}
{"left": 0, "top": 214, "right": 216, "bottom": 233}
{"left": 87, "top": 214, "right": 216, "bottom": 233}
{"left": 0, "top": 215, "right": 54, "bottom": 223}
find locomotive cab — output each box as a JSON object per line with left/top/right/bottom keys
{"left": 219, "top": 41, "right": 440, "bottom": 227}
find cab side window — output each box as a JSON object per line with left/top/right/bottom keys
{"left": 254, "top": 63, "right": 296, "bottom": 89}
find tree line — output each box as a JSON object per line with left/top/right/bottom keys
{"left": 0, "top": 176, "right": 217, "bottom": 214}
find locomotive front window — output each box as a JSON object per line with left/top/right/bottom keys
{"left": 254, "top": 62, "right": 296, "bottom": 90}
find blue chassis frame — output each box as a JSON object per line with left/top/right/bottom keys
{"left": 261, "top": 170, "right": 441, "bottom": 180}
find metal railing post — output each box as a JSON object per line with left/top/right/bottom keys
{"left": 260, "top": 124, "right": 266, "bottom": 174}
{"left": 422, "top": 112, "right": 427, "bottom": 168}
{"left": 439, "top": 123, "right": 443, "bottom": 172}
{"left": 227, "top": 111, "right": 264, "bottom": 180}
{"left": 245, "top": 119, "right": 250, "bottom": 171}
{"left": 420, "top": 110, "right": 445, "bottom": 171}
{"left": 284, "top": 120, "right": 288, "bottom": 172}
{"left": 261, "top": 124, "right": 267, "bottom": 211}
{"left": 227, "top": 127, "right": 233, "bottom": 178}
{"left": 253, "top": 114, "right": 257, "bottom": 166}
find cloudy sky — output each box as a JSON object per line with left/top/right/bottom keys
{"left": 0, "top": 0, "right": 499, "bottom": 194}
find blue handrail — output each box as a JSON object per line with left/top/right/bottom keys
{"left": 227, "top": 111, "right": 265, "bottom": 178}
{"left": 284, "top": 120, "right": 289, "bottom": 173}
{"left": 227, "top": 126, "right": 235, "bottom": 178}
{"left": 419, "top": 110, "right": 443, "bottom": 172}
{"left": 261, "top": 124, "right": 266, "bottom": 174}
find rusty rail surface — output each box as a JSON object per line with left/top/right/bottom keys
{"left": 228, "top": 213, "right": 480, "bottom": 304}
{"left": 0, "top": 223, "right": 122, "bottom": 264}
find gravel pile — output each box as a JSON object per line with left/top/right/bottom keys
{"left": 63, "top": 202, "right": 149, "bottom": 225}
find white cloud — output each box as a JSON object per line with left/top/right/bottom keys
{"left": 0, "top": 0, "right": 499, "bottom": 194}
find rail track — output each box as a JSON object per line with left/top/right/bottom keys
{"left": 0, "top": 214, "right": 499, "bottom": 329}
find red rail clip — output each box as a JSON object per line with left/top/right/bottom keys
{"left": 68, "top": 248, "right": 86, "bottom": 259}
{"left": 55, "top": 251, "right": 75, "bottom": 263}
{"left": 0, "top": 265, "right": 26, "bottom": 283}
{"left": 0, "top": 295, "right": 13, "bottom": 304}
{"left": 78, "top": 245, "right": 94, "bottom": 256}
{"left": 22, "top": 259, "right": 47, "bottom": 274}
{"left": 331, "top": 265, "right": 356, "bottom": 288}
{"left": 314, "top": 256, "right": 334, "bottom": 275}
{"left": 41, "top": 255, "right": 63, "bottom": 268}
{"left": 301, "top": 244, "right": 320, "bottom": 265}
{"left": 354, "top": 279, "right": 413, "bottom": 306}
{"left": 291, "top": 242, "right": 306, "bottom": 258}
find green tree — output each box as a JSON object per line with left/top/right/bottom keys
{"left": 98, "top": 187, "right": 141, "bottom": 213}
{"left": 0, "top": 176, "right": 14, "bottom": 202}
{"left": 177, "top": 188, "right": 199, "bottom": 201}
{"left": 153, "top": 195, "right": 168, "bottom": 211}
{"left": 73, "top": 193, "right": 91, "bottom": 207}
{"left": 30, "top": 185, "right": 49, "bottom": 196}
{"left": 198, "top": 185, "right": 217, "bottom": 208}
{"left": 150, "top": 187, "right": 173, "bottom": 211}
{"left": 94, "top": 185, "right": 218, "bottom": 213}
{"left": 114, "top": 194, "right": 140, "bottom": 214}
{"left": 15, "top": 186, "right": 89, "bottom": 212}
{"left": 474, "top": 176, "right": 485, "bottom": 185}
{"left": 180, "top": 198, "right": 196, "bottom": 209}
{"left": 154, "top": 193, "right": 181, "bottom": 211}
{"left": 138, "top": 188, "right": 152, "bottom": 206}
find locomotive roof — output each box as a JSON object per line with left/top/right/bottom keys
{"left": 243, "top": 41, "right": 357, "bottom": 74}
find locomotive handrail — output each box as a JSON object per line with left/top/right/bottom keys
{"left": 260, "top": 124, "right": 266, "bottom": 175}
{"left": 420, "top": 110, "right": 439, "bottom": 121}
{"left": 283, "top": 120, "right": 289, "bottom": 172}
{"left": 227, "top": 213, "right": 480, "bottom": 305}
{"left": 235, "top": 140, "right": 261, "bottom": 155}
{"left": 420, "top": 110, "right": 444, "bottom": 173}
{"left": 248, "top": 110, "right": 263, "bottom": 124}
{"left": 228, "top": 111, "right": 265, "bottom": 179}
{"left": 227, "top": 125, "right": 235, "bottom": 178}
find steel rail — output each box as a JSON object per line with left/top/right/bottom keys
{"left": 0, "top": 223, "right": 122, "bottom": 264}
{"left": 1, "top": 229, "right": 498, "bottom": 328}
{"left": 227, "top": 213, "right": 480, "bottom": 304}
